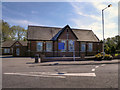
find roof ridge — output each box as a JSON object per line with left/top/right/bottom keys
{"left": 28, "top": 25, "right": 62, "bottom": 29}
{"left": 28, "top": 25, "right": 92, "bottom": 31}
{"left": 72, "top": 28, "right": 92, "bottom": 31}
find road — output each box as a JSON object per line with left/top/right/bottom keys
{"left": 2, "top": 56, "right": 118, "bottom": 88}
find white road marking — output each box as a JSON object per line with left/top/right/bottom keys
{"left": 30, "top": 72, "right": 57, "bottom": 74}
{"left": 4, "top": 73, "right": 66, "bottom": 78}
{"left": 92, "top": 69, "right": 95, "bottom": 72}
{"left": 51, "top": 73, "right": 96, "bottom": 77}
{"left": 4, "top": 72, "right": 96, "bottom": 77}
{"left": 29, "top": 72, "right": 67, "bottom": 74}
{"left": 95, "top": 66, "right": 99, "bottom": 68}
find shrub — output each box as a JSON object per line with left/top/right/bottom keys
{"left": 95, "top": 53, "right": 113, "bottom": 60}
{"left": 104, "top": 54, "right": 113, "bottom": 60}
{"left": 115, "top": 53, "right": 120, "bottom": 57}
{"left": 95, "top": 53, "right": 103, "bottom": 61}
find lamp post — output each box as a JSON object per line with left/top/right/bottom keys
{"left": 102, "top": 4, "right": 112, "bottom": 56}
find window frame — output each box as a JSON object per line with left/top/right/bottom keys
{"left": 81, "top": 43, "right": 86, "bottom": 52}
{"left": 60, "top": 40, "right": 66, "bottom": 52}
{"left": 7, "top": 48, "right": 10, "bottom": 53}
{"left": 4, "top": 48, "right": 10, "bottom": 53}
{"left": 88, "top": 43, "right": 93, "bottom": 52}
{"left": 46, "top": 41, "right": 52, "bottom": 52}
{"left": 68, "top": 40, "right": 74, "bottom": 52}
{"left": 37, "top": 42, "right": 43, "bottom": 52}
{"left": 16, "top": 48, "right": 20, "bottom": 56}
{"left": 4, "top": 48, "right": 7, "bottom": 53}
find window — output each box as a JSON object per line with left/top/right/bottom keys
{"left": 88, "top": 43, "right": 93, "bottom": 52}
{"left": 8, "top": 49, "right": 10, "bottom": 53}
{"left": 81, "top": 43, "right": 86, "bottom": 52}
{"left": 69, "top": 40, "right": 74, "bottom": 52}
{"left": 61, "top": 40, "right": 66, "bottom": 52}
{"left": 16, "top": 48, "right": 20, "bottom": 56}
{"left": 4, "top": 49, "right": 7, "bottom": 53}
{"left": 4, "top": 48, "right": 10, "bottom": 53}
{"left": 11, "top": 48, "right": 13, "bottom": 53}
{"left": 46, "top": 42, "right": 52, "bottom": 52}
{"left": 37, "top": 42, "right": 43, "bottom": 51}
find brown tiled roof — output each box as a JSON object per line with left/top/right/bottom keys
{"left": 18, "top": 41, "right": 27, "bottom": 46}
{"left": 2, "top": 41, "right": 27, "bottom": 48}
{"left": 28, "top": 25, "right": 61, "bottom": 40}
{"left": 28, "top": 25, "right": 99, "bottom": 42}
{"left": 52, "top": 25, "right": 78, "bottom": 40}
{"left": 2, "top": 41, "right": 15, "bottom": 48}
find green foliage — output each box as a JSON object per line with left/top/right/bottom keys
{"left": 95, "top": 53, "right": 113, "bottom": 60}
{"left": 1, "top": 20, "right": 11, "bottom": 41}
{"left": 10, "top": 25, "right": 27, "bottom": 41}
{"left": 115, "top": 53, "right": 120, "bottom": 57}
{"left": 104, "top": 35, "right": 120, "bottom": 54}
{"left": 95, "top": 53, "right": 103, "bottom": 60}
{"left": 104, "top": 54, "right": 113, "bottom": 60}
{"left": 104, "top": 44, "right": 111, "bottom": 54}
{"left": 1, "top": 20, "right": 27, "bottom": 41}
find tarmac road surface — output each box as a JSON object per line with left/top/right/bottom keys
{"left": 2, "top": 56, "right": 119, "bottom": 88}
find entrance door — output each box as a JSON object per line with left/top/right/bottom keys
{"left": 16, "top": 48, "right": 20, "bottom": 56}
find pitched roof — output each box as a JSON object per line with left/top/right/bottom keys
{"left": 52, "top": 25, "right": 78, "bottom": 40}
{"left": 28, "top": 25, "right": 99, "bottom": 42}
{"left": 2, "top": 41, "right": 15, "bottom": 48}
{"left": 18, "top": 41, "right": 27, "bottom": 46}
{"left": 2, "top": 41, "right": 27, "bottom": 48}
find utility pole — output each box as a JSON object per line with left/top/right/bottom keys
{"left": 102, "top": 4, "right": 112, "bottom": 57}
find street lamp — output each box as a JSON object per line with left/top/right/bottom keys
{"left": 102, "top": 4, "right": 112, "bottom": 56}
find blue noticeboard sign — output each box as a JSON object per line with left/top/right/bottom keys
{"left": 58, "top": 43, "right": 64, "bottom": 50}
{"left": 73, "top": 41, "right": 74, "bottom": 45}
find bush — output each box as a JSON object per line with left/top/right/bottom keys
{"left": 115, "top": 53, "right": 120, "bottom": 57}
{"left": 95, "top": 53, "right": 113, "bottom": 61}
{"left": 95, "top": 53, "right": 103, "bottom": 61}
{"left": 104, "top": 54, "right": 113, "bottom": 60}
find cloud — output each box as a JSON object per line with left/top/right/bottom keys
{"left": 92, "top": 2, "right": 118, "bottom": 18}
{"left": 31, "top": 10, "right": 38, "bottom": 14}
{"left": 70, "top": 2, "right": 101, "bottom": 21}
{"left": 69, "top": 2, "right": 118, "bottom": 40}
{"left": 11, "top": 19, "right": 41, "bottom": 26}
{"left": 5, "top": 18, "right": 43, "bottom": 28}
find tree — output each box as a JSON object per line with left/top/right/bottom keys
{"left": 2, "top": 20, "right": 12, "bottom": 41}
{"left": 10, "top": 26, "right": 27, "bottom": 41}
{"left": 1, "top": 20, "right": 27, "bottom": 41}
{"left": 105, "top": 35, "right": 120, "bottom": 54}
{"left": 116, "top": 35, "right": 120, "bottom": 50}
{"left": 104, "top": 44, "right": 111, "bottom": 54}
{"left": 111, "top": 46, "right": 116, "bottom": 54}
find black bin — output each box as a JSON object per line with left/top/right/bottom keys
{"left": 35, "top": 54, "right": 39, "bottom": 63}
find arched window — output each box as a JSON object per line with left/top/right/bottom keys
{"left": 69, "top": 40, "right": 74, "bottom": 52}
{"left": 46, "top": 42, "right": 52, "bottom": 52}
{"left": 37, "top": 42, "right": 43, "bottom": 51}
{"left": 88, "top": 43, "right": 93, "bottom": 52}
{"left": 81, "top": 43, "right": 86, "bottom": 52}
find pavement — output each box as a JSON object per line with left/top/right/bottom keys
{"left": 29, "top": 59, "right": 120, "bottom": 66}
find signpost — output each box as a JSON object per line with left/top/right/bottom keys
{"left": 58, "top": 43, "right": 64, "bottom": 50}
{"left": 73, "top": 42, "right": 75, "bottom": 61}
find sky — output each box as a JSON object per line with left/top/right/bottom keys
{"left": 2, "top": 1, "right": 118, "bottom": 40}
